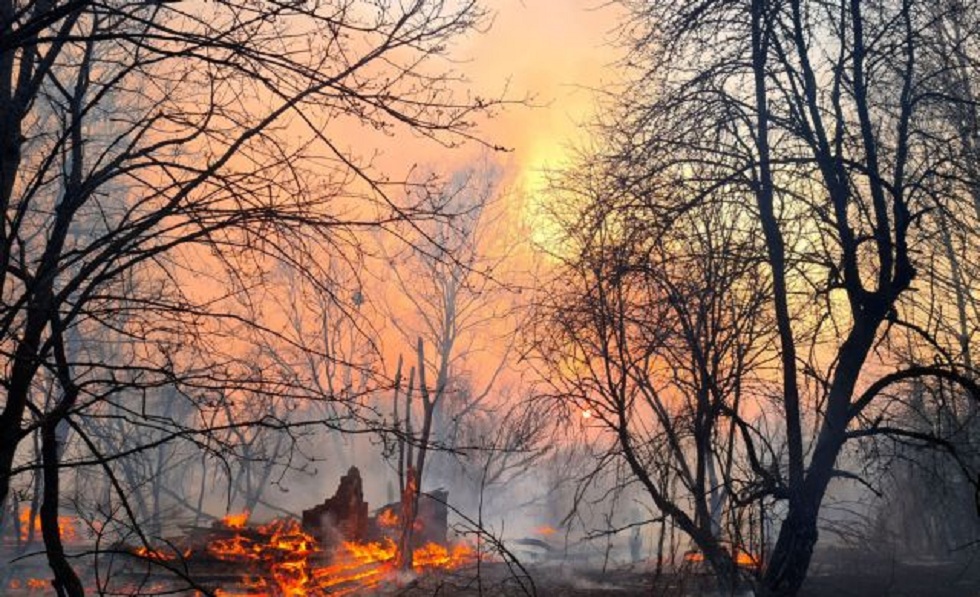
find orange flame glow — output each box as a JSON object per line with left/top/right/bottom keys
{"left": 734, "top": 548, "right": 760, "bottom": 568}
{"left": 132, "top": 546, "right": 190, "bottom": 561}
{"left": 220, "top": 511, "right": 250, "bottom": 529}
{"left": 18, "top": 508, "right": 78, "bottom": 543}
{"left": 377, "top": 509, "right": 399, "bottom": 528}
{"left": 7, "top": 578, "right": 49, "bottom": 593}
{"left": 683, "top": 546, "right": 759, "bottom": 568}
{"left": 203, "top": 517, "right": 474, "bottom": 595}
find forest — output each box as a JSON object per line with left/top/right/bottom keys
{"left": 1, "top": 0, "right": 979, "bottom": 596}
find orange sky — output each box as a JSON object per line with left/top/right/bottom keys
{"left": 175, "top": 1, "right": 628, "bottom": 410}
{"left": 455, "top": 1, "right": 623, "bottom": 207}
{"left": 349, "top": 0, "right": 627, "bottom": 391}
{"left": 461, "top": 0, "right": 623, "bottom": 170}
{"left": 349, "top": 0, "right": 625, "bottom": 212}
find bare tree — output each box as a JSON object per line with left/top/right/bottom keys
{"left": 382, "top": 163, "right": 513, "bottom": 456}
{"left": 379, "top": 163, "right": 533, "bottom": 568}
{"left": 535, "top": 1, "right": 980, "bottom": 595}
{"left": 532, "top": 166, "right": 774, "bottom": 591}
{"left": 0, "top": 0, "right": 504, "bottom": 593}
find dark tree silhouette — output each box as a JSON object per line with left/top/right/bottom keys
{"left": 0, "top": 0, "right": 504, "bottom": 593}
{"left": 534, "top": 1, "right": 980, "bottom": 595}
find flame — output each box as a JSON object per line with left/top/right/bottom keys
{"left": 734, "top": 548, "right": 760, "bottom": 568}
{"left": 414, "top": 542, "right": 474, "bottom": 569}
{"left": 17, "top": 508, "right": 78, "bottom": 543}
{"left": 341, "top": 538, "right": 398, "bottom": 563}
{"left": 203, "top": 517, "right": 474, "bottom": 594}
{"left": 221, "top": 511, "right": 250, "bottom": 529}
{"left": 8, "top": 578, "right": 49, "bottom": 592}
{"left": 534, "top": 525, "right": 558, "bottom": 536}
{"left": 683, "top": 546, "right": 759, "bottom": 568}
{"left": 132, "top": 546, "right": 190, "bottom": 561}
{"left": 377, "top": 509, "right": 399, "bottom": 528}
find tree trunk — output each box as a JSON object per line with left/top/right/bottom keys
{"left": 40, "top": 422, "right": 83, "bottom": 597}
{"left": 758, "top": 504, "right": 818, "bottom": 597}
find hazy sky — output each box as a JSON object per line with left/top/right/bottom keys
{"left": 461, "top": 0, "right": 623, "bottom": 190}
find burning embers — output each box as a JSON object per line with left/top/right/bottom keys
{"left": 200, "top": 510, "right": 470, "bottom": 595}
{"left": 120, "top": 466, "right": 470, "bottom": 595}
{"left": 17, "top": 507, "right": 79, "bottom": 543}
{"left": 682, "top": 544, "right": 760, "bottom": 569}
{"left": 300, "top": 466, "right": 450, "bottom": 548}
{"left": 4, "top": 468, "right": 469, "bottom": 595}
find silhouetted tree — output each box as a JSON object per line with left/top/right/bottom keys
{"left": 536, "top": 1, "right": 980, "bottom": 595}
{"left": 0, "top": 0, "right": 503, "bottom": 593}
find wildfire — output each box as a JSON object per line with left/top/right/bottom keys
{"left": 221, "top": 511, "right": 250, "bottom": 529}
{"left": 7, "top": 578, "right": 48, "bottom": 593}
{"left": 204, "top": 519, "right": 474, "bottom": 595}
{"left": 17, "top": 508, "right": 78, "bottom": 543}
{"left": 133, "top": 546, "right": 190, "bottom": 561}
{"left": 534, "top": 525, "right": 558, "bottom": 536}
{"left": 376, "top": 508, "right": 399, "bottom": 528}
{"left": 683, "top": 545, "right": 760, "bottom": 569}
{"left": 734, "top": 548, "right": 760, "bottom": 568}
{"left": 413, "top": 542, "right": 474, "bottom": 569}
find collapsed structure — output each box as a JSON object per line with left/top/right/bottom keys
{"left": 301, "top": 466, "right": 448, "bottom": 547}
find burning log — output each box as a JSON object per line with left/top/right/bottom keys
{"left": 116, "top": 514, "right": 472, "bottom": 595}
{"left": 301, "top": 466, "right": 369, "bottom": 544}
{"left": 95, "top": 468, "right": 467, "bottom": 595}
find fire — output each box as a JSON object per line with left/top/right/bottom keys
{"left": 377, "top": 508, "right": 399, "bottom": 528}
{"left": 376, "top": 507, "right": 420, "bottom": 531}
{"left": 534, "top": 525, "right": 558, "bottom": 536}
{"left": 8, "top": 578, "right": 49, "bottom": 592}
{"left": 683, "top": 545, "right": 759, "bottom": 568}
{"left": 734, "top": 548, "right": 760, "bottom": 568}
{"left": 341, "top": 538, "right": 397, "bottom": 563}
{"left": 133, "top": 546, "right": 190, "bottom": 561}
{"left": 221, "top": 511, "right": 250, "bottom": 529}
{"left": 414, "top": 542, "right": 474, "bottom": 569}
{"left": 209, "top": 519, "right": 314, "bottom": 596}
{"left": 203, "top": 518, "right": 474, "bottom": 595}
{"left": 17, "top": 508, "right": 79, "bottom": 543}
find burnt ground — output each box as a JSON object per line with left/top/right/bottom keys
{"left": 396, "top": 550, "right": 980, "bottom": 597}
{"left": 798, "top": 548, "right": 980, "bottom": 597}
{"left": 4, "top": 547, "right": 980, "bottom": 595}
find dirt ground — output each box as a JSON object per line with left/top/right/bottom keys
{"left": 399, "top": 551, "right": 980, "bottom": 597}
{"left": 4, "top": 547, "right": 980, "bottom": 595}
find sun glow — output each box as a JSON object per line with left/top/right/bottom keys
{"left": 522, "top": 144, "right": 572, "bottom": 256}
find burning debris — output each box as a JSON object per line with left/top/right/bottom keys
{"left": 2, "top": 467, "right": 472, "bottom": 596}
{"left": 16, "top": 507, "right": 79, "bottom": 543}
{"left": 301, "top": 466, "right": 449, "bottom": 549}
{"left": 302, "top": 467, "right": 370, "bottom": 544}
{"left": 100, "top": 466, "right": 471, "bottom": 595}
